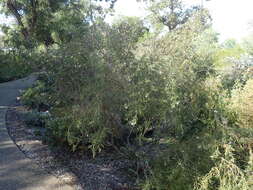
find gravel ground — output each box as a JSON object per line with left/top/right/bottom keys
{"left": 6, "top": 107, "right": 137, "bottom": 190}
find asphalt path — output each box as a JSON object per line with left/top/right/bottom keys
{"left": 0, "top": 75, "right": 74, "bottom": 190}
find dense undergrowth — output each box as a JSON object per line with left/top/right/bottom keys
{"left": 1, "top": 0, "right": 253, "bottom": 189}
{"left": 0, "top": 49, "right": 34, "bottom": 82}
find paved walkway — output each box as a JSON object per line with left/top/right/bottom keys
{"left": 0, "top": 75, "right": 74, "bottom": 190}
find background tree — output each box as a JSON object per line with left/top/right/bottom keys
{"left": 146, "top": 0, "right": 210, "bottom": 31}
{"left": 0, "top": 0, "right": 116, "bottom": 47}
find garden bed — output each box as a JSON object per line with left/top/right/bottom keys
{"left": 6, "top": 107, "right": 136, "bottom": 190}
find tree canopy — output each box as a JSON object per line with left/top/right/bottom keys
{"left": 0, "top": 0, "right": 116, "bottom": 47}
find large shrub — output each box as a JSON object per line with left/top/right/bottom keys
{"left": 37, "top": 18, "right": 148, "bottom": 155}
{"left": 140, "top": 75, "right": 253, "bottom": 190}
{"left": 130, "top": 14, "right": 253, "bottom": 190}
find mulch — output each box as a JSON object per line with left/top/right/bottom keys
{"left": 6, "top": 107, "right": 137, "bottom": 190}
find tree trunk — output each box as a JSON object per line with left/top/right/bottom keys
{"left": 7, "top": 0, "right": 30, "bottom": 40}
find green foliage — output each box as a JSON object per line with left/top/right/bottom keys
{"left": 23, "top": 111, "right": 50, "bottom": 128}
{"left": 196, "top": 145, "right": 252, "bottom": 190}
{"left": 220, "top": 54, "right": 253, "bottom": 91}
{"left": 38, "top": 30, "right": 127, "bottom": 154}
{"left": 147, "top": 0, "right": 210, "bottom": 32}
{"left": 2, "top": 0, "right": 253, "bottom": 189}
{"left": 0, "top": 0, "right": 100, "bottom": 47}
{"left": 140, "top": 78, "right": 222, "bottom": 189}
{"left": 21, "top": 73, "right": 53, "bottom": 111}
{"left": 0, "top": 49, "right": 33, "bottom": 82}
{"left": 214, "top": 39, "right": 245, "bottom": 69}
{"left": 140, "top": 78, "right": 253, "bottom": 190}
{"left": 230, "top": 79, "right": 253, "bottom": 129}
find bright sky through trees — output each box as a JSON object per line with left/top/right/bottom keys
{"left": 112, "top": 0, "right": 253, "bottom": 42}
{"left": 1, "top": 0, "right": 253, "bottom": 41}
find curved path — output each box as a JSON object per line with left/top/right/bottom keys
{"left": 0, "top": 75, "right": 74, "bottom": 190}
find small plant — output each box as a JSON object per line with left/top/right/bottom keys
{"left": 21, "top": 74, "right": 53, "bottom": 111}
{"left": 23, "top": 111, "right": 50, "bottom": 128}
{"left": 196, "top": 145, "right": 252, "bottom": 190}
